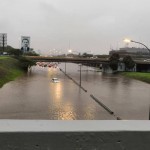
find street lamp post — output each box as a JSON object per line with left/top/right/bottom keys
{"left": 131, "top": 40, "right": 150, "bottom": 53}
{"left": 124, "top": 38, "right": 150, "bottom": 120}
{"left": 65, "top": 62, "right": 66, "bottom": 74}
{"left": 79, "top": 64, "right": 82, "bottom": 87}
{"left": 124, "top": 38, "right": 150, "bottom": 53}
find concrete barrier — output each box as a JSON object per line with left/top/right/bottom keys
{"left": 0, "top": 120, "right": 150, "bottom": 150}
{"left": 59, "top": 68, "right": 87, "bottom": 92}
{"left": 90, "top": 94, "right": 114, "bottom": 115}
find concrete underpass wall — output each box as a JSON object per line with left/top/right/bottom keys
{"left": 136, "top": 63, "right": 150, "bottom": 72}
{"left": 0, "top": 120, "right": 150, "bottom": 150}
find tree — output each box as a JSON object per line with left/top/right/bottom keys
{"left": 9, "top": 49, "right": 23, "bottom": 56}
{"left": 123, "top": 55, "right": 135, "bottom": 70}
{"left": 24, "top": 51, "right": 39, "bottom": 56}
{"left": 82, "top": 53, "right": 93, "bottom": 58}
{"left": 109, "top": 53, "right": 120, "bottom": 71}
{"left": 4, "top": 45, "right": 23, "bottom": 56}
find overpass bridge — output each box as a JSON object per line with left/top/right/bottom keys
{"left": 26, "top": 56, "right": 109, "bottom": 64}
{"left": 27, "top": 56, "right": 150, "bottom": 72}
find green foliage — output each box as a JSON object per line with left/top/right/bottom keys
{"left": 1, "top": 45, "right": 39, "bottom": 57}
{"left": 109, "top": 53, "right": 120, "bottom": 61}
{"left": 122, "top": 72, "right": 150, "bottom": 83}
{"left": 0, "top": 66, "right": 7, "bottom": 78}
{"left": 109, "top": 53, "right": 120, "bottom": 70}
{"left": 0, "top": 57, "right": 23, "bottom": 87}
{"left": 17, "top": 56, "right": 36, "bottom": 70}
{"left": 96, "top": 55, "right": 109, "bottom": 58}
{"left": 9, "top": 49, "right": 23, "bottom": 56}
{"left": 82, "top": 53, "right": 93, "bottom": 58}
{"left": 123, "top": 55, "right": 135, "bottom": 70}
{"left": 1, "top": 45, "right": 23, "bottom": 56}
{"left": 0, "top": 56, "right": 36, "bottom": 87}
{"left": 23, "top": 51, "right": 39, "bottom": 56}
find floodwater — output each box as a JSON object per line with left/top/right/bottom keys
{"left": 0, "top": 63, "right": 150, "bottom": 120}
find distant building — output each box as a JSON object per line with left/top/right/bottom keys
{"left": 109, "top": 47, "right": 149, "bottom": 57}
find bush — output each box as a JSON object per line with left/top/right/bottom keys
{"left": 0, "top": 66, "right": 7, "bottom": 78}
{"left": 17, "top": 56, "right": 36, "bottom": 70}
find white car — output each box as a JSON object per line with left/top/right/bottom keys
{"left": 52, "top": 78, "right": 59, "bottom": 83}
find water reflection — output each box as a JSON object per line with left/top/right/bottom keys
{"left": 60, "top": 102, "right": 75, "bottom": 120}
{"left": 51, "top": 82, "right": 62, "bottom": 101}
{"left": 62, "top": 63, "right": 150, "bottom": 120}
{"left": 0, "top": 63, "right": 150, "bottom": 119}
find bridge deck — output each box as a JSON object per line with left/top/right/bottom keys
{"left": 26, "top": 56, "right": 109, "bottom": 63}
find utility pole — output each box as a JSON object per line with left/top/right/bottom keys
{"left": 2, "top": 34, "right": 5, "bottom": 54}
{"left": 65, "top": 62, "right": 66, "bottom": 74}
{"left": 0, "top": 33, "right": 7, "bottom": 54}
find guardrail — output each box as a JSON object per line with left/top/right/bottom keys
{"left": 0, "top": 120, "right": 150, "bottom": 150}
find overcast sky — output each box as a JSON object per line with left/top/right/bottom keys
{"left": 0, "top": 0, "right": 150, "bottom": 55}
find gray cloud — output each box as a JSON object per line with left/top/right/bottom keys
{"left": 0, "top": 0, "right": 150, "bottom": 54}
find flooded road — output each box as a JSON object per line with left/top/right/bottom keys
{"left": 0, "top": 63, "right": 150, "bottom": 120}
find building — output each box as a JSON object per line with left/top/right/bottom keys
{"left": 109, "top": 47, "right": 150, "bottom": 57}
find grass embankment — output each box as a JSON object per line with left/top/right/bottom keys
{"left": 0, "top": 56, "right": 24, "bottom": 87}
{"left": 122, "top": 72, "right": 150, "bottom": 83}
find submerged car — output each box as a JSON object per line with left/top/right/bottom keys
{"left": 52, "top": 78, "right": 59, "bottom": 83}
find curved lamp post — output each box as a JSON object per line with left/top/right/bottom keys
{"left": 124, "top": 38, "right": 150, "bottom": 53}
{"left": 124, "top": 38, "right": 150, "bottom": 120}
